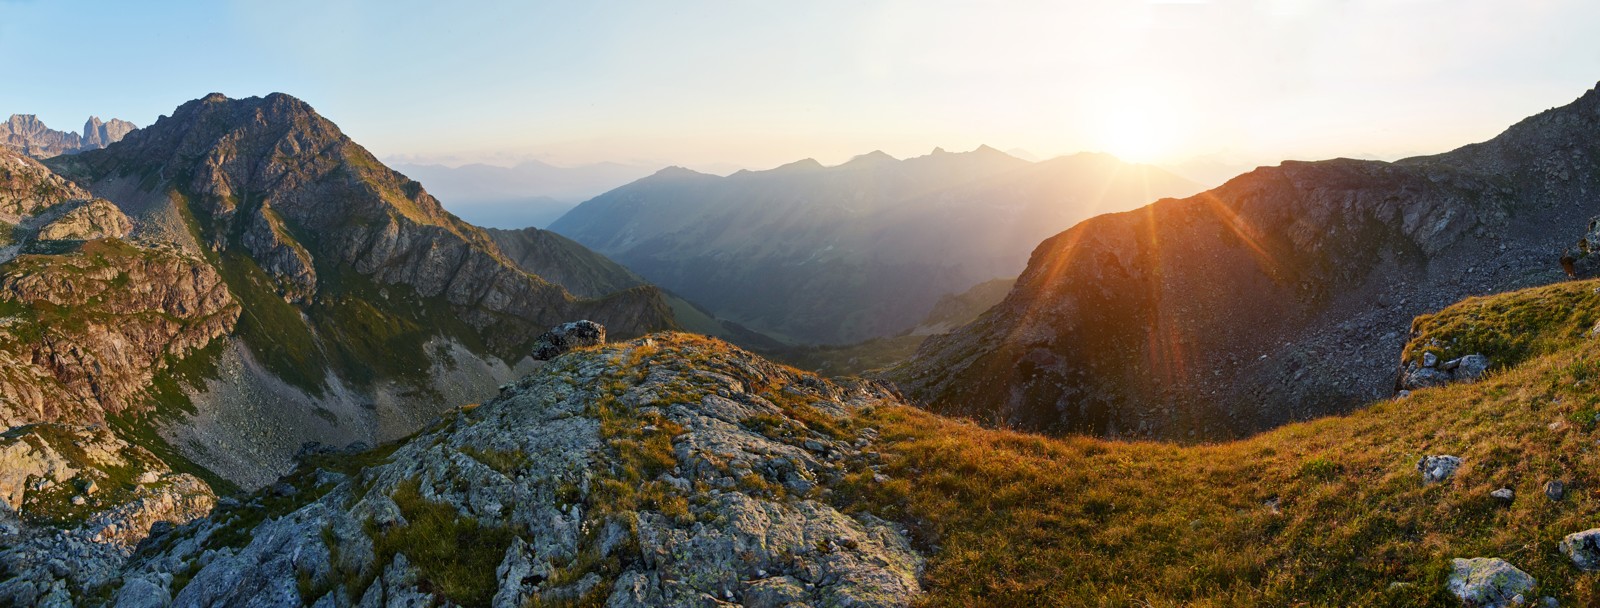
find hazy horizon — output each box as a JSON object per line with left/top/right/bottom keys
{"left": 4, "top": 0, "right": 1599, "bottom": 180}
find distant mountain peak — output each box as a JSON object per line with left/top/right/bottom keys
{"left": 843, "top": 150, "right": 898, "bottom": 167}
{"left": 970, "top": 144, "right": 1008, "bottom": 157}
{"left": 650, "top": 165, "right": 708, "bottom": 179}
{"left": 770, "top": 158, "right": 824, "bottom": 172}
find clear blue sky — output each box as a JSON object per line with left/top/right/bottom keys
{"left": 3, "top": 0, "right": 1599, "bottom": 174}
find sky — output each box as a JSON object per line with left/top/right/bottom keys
{"left": 3, "top": 0, "right": 1599, "bottom": 180}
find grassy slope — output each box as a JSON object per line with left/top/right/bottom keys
{"left": 840, "top": 279, "right": 1600, "bottom": 606}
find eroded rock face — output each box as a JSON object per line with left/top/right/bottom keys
{"left": 106, "top": 334, "right": 922, "bottom": 607}
{"left": 532, "top": 320, "right": 607, "bottom": 360}
{"left": 1447, "top": 557, "right": 1536, "bottom": 608}
{"left": 35, "top": 199, "right": 133, "bottom": 242}
{"left": 0, "top": 147, "right": 90, "bottom": 221}
{"left": 0, "top": 241, "right": 239, "bottom": 426}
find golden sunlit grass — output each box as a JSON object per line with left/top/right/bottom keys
{"left": 842, "top": 281, "right": 1600, "bottom": 606}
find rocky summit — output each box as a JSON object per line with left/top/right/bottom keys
{"left": 84, "top": 333, "right": 920, "bottom": 607}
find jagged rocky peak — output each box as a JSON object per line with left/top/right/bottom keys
{"left": 0, "top": 113, "right": 137, "bottom": 159}
{"left": 98, "top": 333, "right": 921, "bottom": 606}
{"left": 80, "top": 116, "right": 137, "bottom": 149}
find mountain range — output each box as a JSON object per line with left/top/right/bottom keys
{"left": 550, "top": 148, "right": 1200, "bottom": 344}
{"left": 1, "top": 114, "right": 137, "bottom": 158}
{"left": 389, "top": 160, "right": 657, "bottom": 229}
{"left": 892, "top": 84, "right": 1600, "bottom": 440}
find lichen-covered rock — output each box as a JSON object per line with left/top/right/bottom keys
{"left": 1401, "top": 354, "right": 1493, "bottom": 390}
{"left": 105, "top": 333, "right": 922, "bottom": 607}
{"left": 1419, "top": 455, "right": 1462, "bottom": 484}
{"left": 532, "top": 320, "right": 607, "bottom": 360}
{"left": 35, "top": 199, "right": 133, "bottom": 242}
{"left": 1558, "top": 529, "right": 1600, "bottom": 571}
{"left": 1447, "top": 557, "right": 1536, "bottom": 608}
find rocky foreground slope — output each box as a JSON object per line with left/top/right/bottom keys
{"left": 12, "top": 280, "right": 1600, "bottom": 606}
{"left": 81, "top": 333, "right": 921, "bottom": 607}
{"left": 894, "top": 83, "right": 1600, "bottom": 439}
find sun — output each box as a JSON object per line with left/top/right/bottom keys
{"left": 1098, "top": 105, "right": 1178, "bottom": 164}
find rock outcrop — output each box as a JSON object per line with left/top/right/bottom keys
{"left": 1447, "top": 557, "right": 1537, "bottom": 608}
{"left": 1559, "top": 529, "right": 1600, "bottom": 571}
{"left": 893, "top": 82, "right": 1600, "bottom": 439}
{"left": 101, "top": 334, "right": 921, "bottom": 607}
{"left": 1400, "top": 353, "right": 1491, "bottom": 390}
{"left": 0, "top": 147, "right": 90, "bottom": 221}
{"left": 35, "top": 198, "right": 133, "bottom": 242}
{"left": 1418, "top": 455, "right": 1462, "bottom": 484}
{"left": 532, "top": 320, "right": 607, "bottom": 360}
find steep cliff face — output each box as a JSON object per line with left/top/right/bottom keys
{"left": 893, "top": 84, "right": 1600, "bottom": 439}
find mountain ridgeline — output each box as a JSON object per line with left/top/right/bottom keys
{"left": 893, "top": 84, "right": 1600, "bottom": 440}
{"left": 550, "top": 148, "right": 1199, "bottom": 344}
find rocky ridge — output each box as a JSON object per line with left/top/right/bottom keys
{"left": 96, "top": 333, "right": 921, "bottom": 607}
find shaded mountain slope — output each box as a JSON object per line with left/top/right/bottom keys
{"left": 391, "top": 159, "right": 655, "bottom": 229}
{"left": 485, "top": 226, "right": 647, "bottom": 298}
{"left": 893, "top": 83, "right": 1600, "bottom": 439}
{"left": 551, "top": 147, "right": 1197, "bottom": 344}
